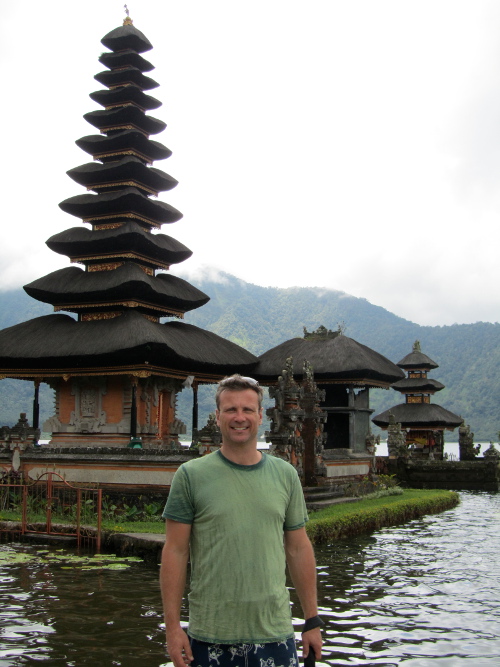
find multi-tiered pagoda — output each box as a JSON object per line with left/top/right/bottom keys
{"left": 0, "top": 17, "right": 256, "bottom": 449}
{"left": 372, "top": 340, "right": 462, "bottom": 458}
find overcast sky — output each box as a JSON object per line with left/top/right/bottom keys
{"left": 1, "top": 1, "right": 500, "bottom": 327}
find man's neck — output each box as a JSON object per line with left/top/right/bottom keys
{"left": 220, "top": 442, "right": 262, "bottom": 466}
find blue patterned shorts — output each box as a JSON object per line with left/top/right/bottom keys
{"left": 189, "top": 636, "right": 298, "bottom": 667}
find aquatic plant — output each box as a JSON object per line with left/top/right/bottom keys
{"left": 0, "top": 545, "right": 143, "bottom": 570}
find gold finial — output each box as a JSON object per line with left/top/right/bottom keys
{"left": 123, "top": 4, "right": 133, "bottom": 25}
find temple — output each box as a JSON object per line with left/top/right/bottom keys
{"left": 0, "top": 16, "right": 256, "bottom": 454}
{"left": 372, "top": 340, "right": 462, "bottom": 459}
{"left": 254, "top": 326, "right": 404, "bottom": 450}
{"left": 4, "top": 16, "right": 473, "bottom": 498}
{"left": 252, "top": 326, "right": 404, "bottom": 489}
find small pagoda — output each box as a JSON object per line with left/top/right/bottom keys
{"left": 0, "top": 15, "right": 256, "bottom": 451}
{"left": 372, "top": 340, "right": 462, "bottom": 459}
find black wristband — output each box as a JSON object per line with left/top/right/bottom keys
{"left": 302, "top": 616, "right": 324, "bottom": 633}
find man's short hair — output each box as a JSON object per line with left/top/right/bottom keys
{"left": 215, "top": 375, "right": 264, "bottom": 410}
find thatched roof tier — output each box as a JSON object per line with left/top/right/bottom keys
{"left": 46, "top": 223, "right": 192, "bottom": 266}
{"left": 84, "top": 107, "right": 166, "bottom": 135}
{"left": 98, "top": 49, "right": 154, "bottom": 72}
{"left": 101, "top": 24, "right": 153, "bottom": 54}
{"left": 24, "top": 264, "right": 209, "bottom": 315}
{"left": 0, "top": 313, "right": 257, "bottom": 378}
{"left": 397, "top": 349, "right": 438, "bottom": 370}
{"left": 372, "top": 403, "right": 462, "bottom": 429}
{"left": 94, "top": 67, "right": 159, "bottom": 91}
{"left": 253, "top": 335, "right": 405, "bottom": 386}
{"left": 90, "top": 87, "right": 162, "bottom": 111}
{"left": 76, "top": 131, "right": 172, "bottom": 163}
{"left": 59, "top": 187, "right": 182, "bottom": 227}
{"left": 392, "top": 377, "right": 445, "bottom": 393}
{"left": 66, "top": 158, "right": 177, "bottom": 195}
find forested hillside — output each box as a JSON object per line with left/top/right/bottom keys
{"left": 183, "top": 274, "right": 500, "bottom": 442}
{"left": 1, "top": 275, "right": 498, "bottom": 441}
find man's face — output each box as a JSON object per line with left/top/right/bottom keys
{"left": 216, "top": 388, "right": 263, "bottom": 447}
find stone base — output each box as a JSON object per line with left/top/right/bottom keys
{"left": 0, "top": 445, "right": 195, "bottom": 494}
{"left": 390, "top": 459, "right": 500, "bottom": 492}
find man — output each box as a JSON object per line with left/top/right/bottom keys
{"left": 160, "top": 374, "right": 322, "bottom": 667}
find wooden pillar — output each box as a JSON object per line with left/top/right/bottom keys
{"left": 32, "top": 380, "right": 40, "bottom": 430}
{"left": 348, "top": 386, "right": 355, "bottom": 450}
{"left": 192, "top": 382, "right": 198, "bottom": 444}
{"left": 130, "top": 379, "right": 138, "bottom": 438}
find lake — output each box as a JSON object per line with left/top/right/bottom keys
{"left": 1, "top": 491, "right": 498, "bottom": 666}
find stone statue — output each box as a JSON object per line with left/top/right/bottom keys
{"left": 266, "top": 357, "right": 304, "bottom": 475}
{"left": 196, "top": 413, "right": 222, "bottom": 455}
{"left": 483, "top": 442, "right": 500, "bottom": 460}
{"left": 300, "top": 360, "right": 327, "bottom": 483}
{"left": 458, "top": 422, "right": 481, "bottom": 460}
{"left": 387, "top": 413, "right": 408, "bottom": 458}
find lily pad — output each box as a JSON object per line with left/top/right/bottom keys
{"left": 0, "top": 551, "right": 34, "bottom": 565}
{"left": 0, "top": 545, "right": 144, "bottom": 570}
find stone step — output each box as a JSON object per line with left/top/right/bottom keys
{"left": 303, "top": 486, "right": 363, "bottom": 511}
{"left": 302, "top": 486, "right": 344, "bottom": 501}
{"left": 306, "top": 496, "right": 361, "bottom": 512}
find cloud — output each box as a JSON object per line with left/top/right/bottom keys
{"left": 1, "top": 1, "right": 500, "bottom": 329}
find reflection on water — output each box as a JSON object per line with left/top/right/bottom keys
{"left": 1, "top": 492, "right": 500, "bottom": 666}
{"left": 0, "top": 546, "right": 169, "bottom": 667}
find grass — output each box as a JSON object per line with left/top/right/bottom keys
{"left": 305, "top": 488, "right": 460, "bottom": 544}
{"left": 101, "top": 519, "right": 165, "bottom": 534}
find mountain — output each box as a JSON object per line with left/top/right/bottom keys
{"left": 1, "top": 274, "right": 498, "bottom": 442}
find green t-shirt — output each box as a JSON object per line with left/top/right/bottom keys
{"left": 163, "top": 450, "right": 308, "bottom": 644}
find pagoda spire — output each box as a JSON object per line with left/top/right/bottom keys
{"left": 0, "top": 19, "right": 257, "bottom": 450}
{"left": 25, "top": 19, "right": 205, "bottom": 323}
{"left": 372, "top": 341, "right": 462, "bottom": 459}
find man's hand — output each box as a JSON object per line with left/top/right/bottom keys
{"left": 302, "top": 626, "right": 322, "bottom": 660}
{"left": 166, "top": 625, "right": 193, "bottom": 667}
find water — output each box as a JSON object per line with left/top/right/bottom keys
{"left": 373, "top": 442, "right": 489, "bottom": 459}
{"left": 312, "top": 492, "right": 500, "bottom": 666}
{"left": 1, "top": 492, "right": 499, "bottom": 666}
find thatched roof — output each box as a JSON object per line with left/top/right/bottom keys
{"left": 372, "top": 403, "right": 462, "bottom": 429}
{"left": 84, "top": 107, "right": 166, "bottom": 135}
{"left": 392, "top": 378, "right": 445, "bottom": 393}
{"left": 46, "top": 223, "right": 192, "bottom": 265}
{"left": 59, "top": 187, "right": 182, "bottom": 225}
{"left": 90, "top": 87, "right": 161, "bottom": 111}
{"left": 101, "top": 24, "right": 153, "bottom": 54}
{"left": 397, "top": 342, "right": 438, "bottom": 370}
{"left": 24, "top": 264, "right": 209, "bottom": 314}
{"left": 253, "top": 335, "right": 405, "bottom": 386}
{"left": 76, "top": 131, "right": 172, "bottom": 162}
{"left": 0, "top": 312, "right": 257, "bottom": 376}
{"left": 94, "top": 67, "right": 158, "bottom": 91}
{"left": 66, "top": 157, "right": 177, "bottom": 194}
{"left": 98, "top": 49, "right": 154, "bottom": 72}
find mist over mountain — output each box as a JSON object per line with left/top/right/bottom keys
{"left": 1, "top": 273, "right": 498, "bottom": 442}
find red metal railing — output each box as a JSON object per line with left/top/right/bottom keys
{"left": 0, "top": 471, "right": 102, "bottom": 551}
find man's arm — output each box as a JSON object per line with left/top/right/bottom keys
{"left": 160, "top": 519, "right": 193, "bottom": 667}
{"left": 284, "top": 527, "right": 322, "bottom": 660}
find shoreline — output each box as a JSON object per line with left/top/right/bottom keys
{"left": 1, "top": 489, "right": 460, "bottom": 561}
